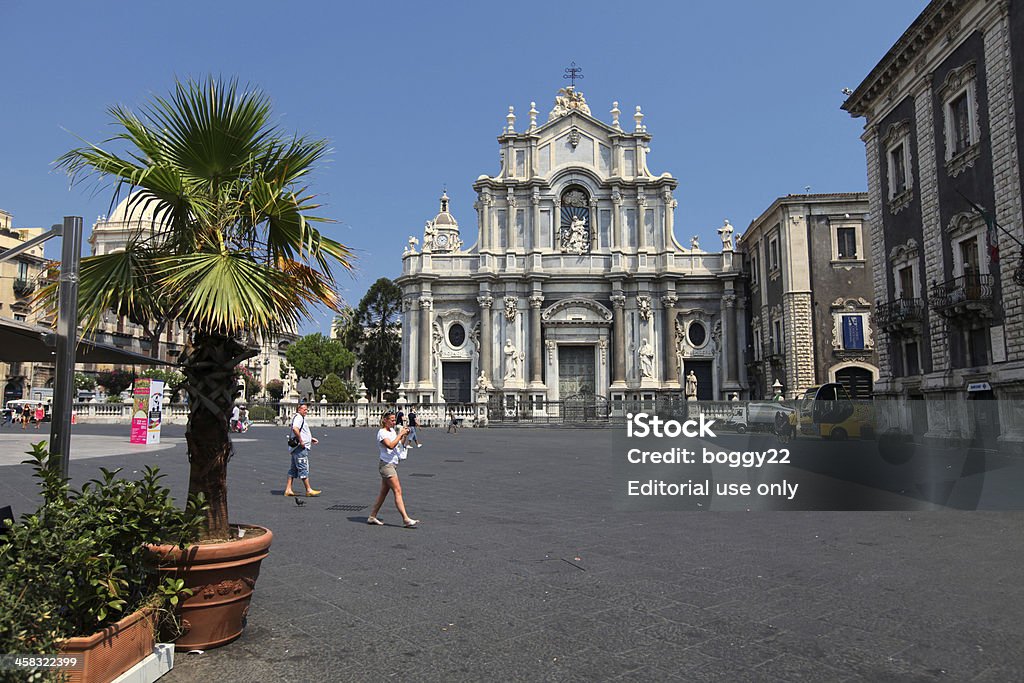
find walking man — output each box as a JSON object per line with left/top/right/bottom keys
{"left": 284, "top": 403, "right": 321, "bottom": 497}
{"left": 408, "top": 404, "right": 422, "bottom": 448}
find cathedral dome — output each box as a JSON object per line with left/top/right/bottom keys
{"left": 102, "top": 191, "right": 170, "bottom": 227}
{"left": 432, "top": 191, "right": 457, "bottom": 227}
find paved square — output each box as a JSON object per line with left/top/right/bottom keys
{"left": 2, "top": 424, "right": 1023, "bottom": 681}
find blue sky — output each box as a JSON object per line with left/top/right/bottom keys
{"left": 0, "top": 1, "right": 927, "bottom": 333}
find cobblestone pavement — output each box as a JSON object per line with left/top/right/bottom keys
{"left": 2, "top": 424, "right": 1023, "bottom": 681}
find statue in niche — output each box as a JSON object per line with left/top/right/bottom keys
{"left": 685, "top": 371, "right": 698, "bottom": 401}
{"left": 503, "top": 339, "right": 523, "bottom": 380}
{"left": 567, "top": 216, "right": 587, "bottom": 254}
{"left": 638, "top": 338, "right": 655, "bottom": 378}
{"left": 717, "top": 220, "right": 734, "bottom": 251}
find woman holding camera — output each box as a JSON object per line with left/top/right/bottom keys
{"left": 367, "top": 411, "right": 418, "bottom": 528}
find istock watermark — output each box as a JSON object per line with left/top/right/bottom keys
{"left": 611, "top": 400, "right": 1024, "bottom": 511}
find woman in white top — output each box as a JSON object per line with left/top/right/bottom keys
{"left": 367, "top": 411, "right": 419, "bottom": 527}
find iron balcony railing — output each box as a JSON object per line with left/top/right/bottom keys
{"left": 12, "top": 278, "right": 34, "bottom": 296}
{"left": 929, "top": 274, "right": 994, "bottom": 317}
{"left": 875, "top": 297, "right": 924, "bottom": 329}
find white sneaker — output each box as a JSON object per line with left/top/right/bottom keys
{"left": 367, "top": 516, "right": 384, "bottom": 525}
{"left": 403, "top": 518, "right": 419, "bottom": 528}
{"left": 417, "top": 444, "right": 423, "bottom": 448}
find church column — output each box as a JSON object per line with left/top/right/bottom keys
{"left": 529, "top": 293, "right": 544, "bottom": 385}
{"left": 611, "top": 188, "right": 622, "bottom": 251}
{"left": 636, "top": 188, "right": 647, "bottom": 251}
{"left": 478, "top": 295, "right": 494, "bottom": 382}
{"left": 662, "top": 294, "right": 679, "bottom": 387}
{"left": 663, "top": 189, "right": 677, "bottom": 250}
{"left": 507, "top": 189, "right": 518, "bottom": 252}
{"left": 531, "top": 188, "right": 541, "bottom": 254}
{"left": 480, "top": 191, "right": 492, "bottom": 253}
{"left": 723, "top": 292, "right": 738, "bottom": 386}
{"left": 418, "top": 296, "right": 433, "bottom": 386}
{"left": 589, "top": 197, "right": 599, "bottom": 251}
{"left": 611, "top": 293, "right": 627, "bottom": 387}
{"left": 408, "top": 298, "right": 420, "bottom": 386}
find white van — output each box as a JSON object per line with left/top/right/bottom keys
{"left": 5, "top": 399, "right": 51, "bottom": 423}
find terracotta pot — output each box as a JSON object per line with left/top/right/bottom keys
{"left": 60, "top": 607, "right": 156, "bottom": 683}
{"left": 147, "top": 524, "right": 273, "bottom": 651}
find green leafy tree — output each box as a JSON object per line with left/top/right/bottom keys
{"left": 55, "top": 77, "right": 353, "bottom": 540}
{"left": 74, "top": 372, "right": 97, "bottom": 391}
{"left": 285, "top": 333, "right": 355, "bottom": 393}
{"left": 346, "top": 277, "right": 402, "bottom": 400}
{"left": 319, "top": 373, "right": 350, "bottom": 402}
{"left": 97, "top": 369, "right": 135, "bottom": 397}
{"left": 266, "top": 379, "right": 284, "bottom": 401}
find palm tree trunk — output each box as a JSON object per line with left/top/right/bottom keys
{"left": 181, "top": 332, "right": 256, "bottom": 540}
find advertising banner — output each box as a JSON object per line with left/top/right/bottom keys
{"left": 129, "top": 379, "right": 164, "bottom": 445}
{"left": 129, "top": 379, "right": 150, "bottom": 444}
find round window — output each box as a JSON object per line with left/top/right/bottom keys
{"left": 448, "top": 323, "right": 466, "bottom": 347}
{"left": 688, "top": 321, "right": 707, "bottom": 347}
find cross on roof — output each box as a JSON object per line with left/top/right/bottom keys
{"left": 563, "top": 62, "right": 584, "bottom": 88}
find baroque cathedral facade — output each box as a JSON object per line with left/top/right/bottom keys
{"left": 396, "top": 87, "right": 746, "bottom": 412}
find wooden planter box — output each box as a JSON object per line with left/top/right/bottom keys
{"left": 60, "top": 607, "right": 156, "bottom": 683}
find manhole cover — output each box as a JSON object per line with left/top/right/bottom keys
{"left": 326, "top": 504, "right": 368, "bottom": 511}
{"left": 409, "top": 473, "right": 436, "bottom": 477}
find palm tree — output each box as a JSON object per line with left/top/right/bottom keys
{"left": 56, "top": 77, "right": 353, "bottom": 539}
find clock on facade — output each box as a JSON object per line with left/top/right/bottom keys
{"left": 436, "top": 233, "right": 449, "bottom": 248}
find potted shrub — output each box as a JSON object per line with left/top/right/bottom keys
{"left": 54, "top": 76, "right": 353, "bottom": 650}
{"left": 0, "top": 443, "right": 204, "bottom": 683}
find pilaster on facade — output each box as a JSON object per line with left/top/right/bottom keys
{"left": 863, "top": 124, "right": 894, "bottom": 388}
{"left": 983, "top": 7, "right": 1024, "bottom": 362}
{"left": 783, "top": 292, "right": 815, "bottom": 397}
{"left": 915, "top": 69, "right": 950, "bottom": 373}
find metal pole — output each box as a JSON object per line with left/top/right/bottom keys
{"left": 49, "top": 216, "right": 82, "bottom": 479}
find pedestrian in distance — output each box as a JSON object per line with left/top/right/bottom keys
{"left": 284, "top": 403, "right": 321, "bottom": 497}
{"left": 367, "top": 410, "right": 418, "bottom": 528}
{"left": 408, "top": 404, "right": 422, "bottom": 448}
{"left": 230, "top": 404, "right": 240, "bottom": 432}
{"left": 1, "top": 407, "right": 11, "bottom": 428}
{"left": 447, "top": 410, "right": 458, "bottom": 434}
{"left": 21, "top": 404, "right": 31, "bottom": 430}
{"left": 33, "top": 404, "right": 45, "bottom": 429}
{"left": 396, "top": 407, "right": 405, "bottom": 428}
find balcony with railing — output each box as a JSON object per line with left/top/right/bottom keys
{"left": 875, "top": 297, "right": 924, "bottom": 336}
{"left": 12, "top": 278, "right": 34, "bottom": 296}
{"left": 930, "top": 274, "right": 996, "bottom": 322}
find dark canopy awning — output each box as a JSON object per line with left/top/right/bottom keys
{"left": 0, "top": 317, "right": 174, "bottom": 365}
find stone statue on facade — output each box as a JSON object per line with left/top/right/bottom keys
{"left": 406, "top": 235, "right": 419, "bottom": 254}
{"left": 475, "top": 372, "right": 492, "bottom": 398}
{"left": 717, "top": 220, "right": 734, "bottom": 251}
{"left": 685, "top": 371, "right": 699, "bottom": 401}
{"left": 566, "top": 216, "right": 588, "bottom": 254}
{"left": 690, "top": 235, "right": 701, "bottom": 251}
{"left": 503, "top": 339, "right": 523, "bottom": 380}
{"left": 548, "top": 86, "right": 592, "bottom": 120}
{"left": 423, "top": 221, "right": 436, "bottom": 252}
{"left": 504, "top": 296, "right": 517, "bottom": 322}
{"left": 636, "top": 295, "right": 651, "bottom": 322}
{"left": 638, "top": 338, "right": 655, "bottom": 378}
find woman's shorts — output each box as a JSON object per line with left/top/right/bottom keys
{"left": 379, "top": 461, "right": 398, "bottom": 479}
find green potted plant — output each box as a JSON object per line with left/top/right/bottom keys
{"left": 0, "top": 443, "right": 204, "bottom": 683}
{"left": 54, "top": 76, "right": 353, "bottom": 649}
